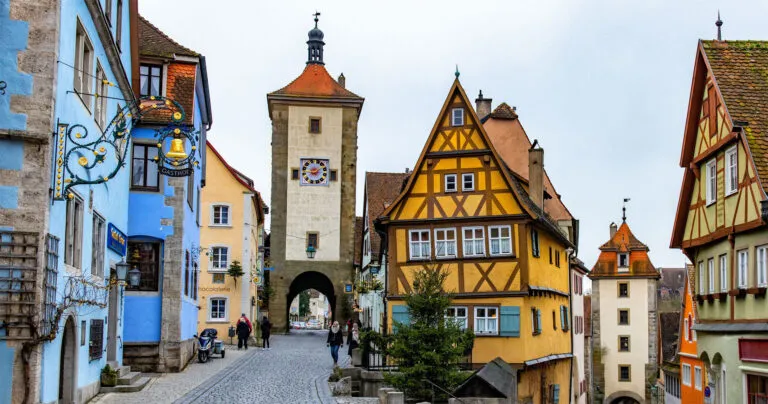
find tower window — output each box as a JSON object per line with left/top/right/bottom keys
{"left": 309, "top": 117, "right": 321, "bottom": 134}
{"left": 291, "top": 169, "right": 299, "bottom": 180}
{"left": 618, "top": 282, "right": 629, "bottom": 298}
{"left": 330, "top": 169, "right": 338, "bottom": 182}
{"left": 452, "top": 108, "right": 464, "bottom": 126}
{"left": 619, "top": 365, "right": 631, "bottom": 382}
{"left": 618, "top": 309, "right": 629, "bottom": 325}
{"left": 618, "top": 253, "right": 629, "bottom": 271}
{"left": 619, "top": 336, "right": 630, "bottom": 352}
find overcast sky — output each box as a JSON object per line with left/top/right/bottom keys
{"left": 140, "top": 0, "right": 768, "bottom": 271}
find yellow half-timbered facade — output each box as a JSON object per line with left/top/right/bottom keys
{"left": 377, "top": 79, "right": 574, "bottom": 404}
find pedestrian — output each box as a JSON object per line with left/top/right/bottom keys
{"left": 260, "top": 316, "right": 271, "bottom": 350}
{"left": 347, "top": 322, "right": 359, "bottom": 357}
{"left": 236, "top": 313, "right": 251, "bottom": 350}
{"left": 327, "top": 320, "right": 344, "bottom": 366}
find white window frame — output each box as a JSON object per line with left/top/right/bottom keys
{"left": 683, "top": 317, "right": 689, "bottom": 342}
{"left": 706, "top": 159, "right": 717, "bottom": 206}
{"left": 618, "top": 253, "right": 629, "bottom": 272}
{"left": 94, "top": 62, "right": 108, "bottom": 129}
{"left": 725, "top": 146, "right": 738, "bottom": 196}
{"left": 452, "top": 108, "right": 464, "bottom": 126}
{"left": 758, "top": 245, "right": 768, "bottom": 287}
{"left": 694, "top": 366, "right": 702, "bottom": 390}
{"left": 210, "top": 203, "right": 231, "bottom": 226}
{"left": 489, "top": 225, "right": 513, "bottom": 256}
{"left": 434, "top": 228, "right": 457, "bottom": 259}
{"left": 708, "top": 258, "right": 715, "bottom": 293}
{"left": 91, "top": 212, "right": 106, "bottom": 279}
{"left": 208, "top": 296, "right": 228, "bottom": 322}
{"left": 462, "top": 226, "right": 485, "bottom": 257}
{"left": 738, "top": 249, "right": 749, "bottom": 289}
{"left": 74, "top": 19, "right": 94, "bottom": 111}
{"left": 699, "top": 261, "right": 706, "bottom": 294}
{"left": 209, "top": 246, "right": 229, "bottom": 272}
{"left": 720, "top": 254, "right": 728, "bottom": 292}
{"left": 444, "top": 174, "right": 457, "bottom": 193}
{"left": 682, "top": 364, "right": 692, "bottom": 386}
{"left": 445, "top": 306, "right": 467, "bottom": 330}
{"left": 408, "top": 230, "right": 430, "bottom": 260}
{"left": 462, "top": 173, "right": 475, "bottom": 192}
{"left": 473, "top": 306, "right": 498, "bottom": 335}
{"left": 65, "top": 192, "right": 84, "bottom": 269}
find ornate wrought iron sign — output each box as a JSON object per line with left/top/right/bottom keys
{"left": 53, "top": 96, "right": 199, "bottom": 200}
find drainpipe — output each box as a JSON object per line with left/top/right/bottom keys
{"left": 567, "top": 248, "right": 575, "bottom": 404}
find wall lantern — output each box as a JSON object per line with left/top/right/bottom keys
{"left": 128, "top": 266, "right": 141, "bottom": 288}
{"left": 115, "top": 259, "right": 130, "bottom": 285}
{"left": 306, "top": 246, "right": 316, "bottom": 259}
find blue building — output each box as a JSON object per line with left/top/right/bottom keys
{"left": 121, "top": 15, "right": 211, "bottom": 373}
{"left": 1, "top": 0, "right": 138, "bottom": 403}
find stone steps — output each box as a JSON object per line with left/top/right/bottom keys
{"left": 100, "top": 377, "right": 150, "bottom": 393}
{"left": 100, "top": 364, "right": 150, "bottom": 394}
{"left": 117, "top": 371, "right": 141, "bottom": 385}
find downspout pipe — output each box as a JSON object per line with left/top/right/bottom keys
{"left": 567, "top": 248, "right": 575, "bottom": 404}
{"left": 374, "top": 222, "right": 388, "bottom": 336}
{"left": 199, "top": 55, "right": 213, "bottom": 130}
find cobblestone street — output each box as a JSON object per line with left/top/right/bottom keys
{"left": 91, "top": 331, "right": 344, "bottom": 404}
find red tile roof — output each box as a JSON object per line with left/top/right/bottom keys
{"left": 365, "top": 172, "right": 409, "bottom": 259}
{"left": 590, "top": 222, "right": 659, "bottom": 278}
{"left": 270, "top": 64, "right": 362, "bottom": 99}
{"left": 138, "top": 15, "right": 198, "bottom": 58}
{"left": 207, "top": 142, "right": 266, "bottom": 222}
{"left": 702, "top": 40, "right": 768, "bottom": 191}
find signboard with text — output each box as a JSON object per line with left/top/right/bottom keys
{"left": 107, "top": 223, "right": 127, "bottom": 256}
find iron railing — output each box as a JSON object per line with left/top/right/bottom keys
{"left": 360, "top": 338, "right": 476, "bottom": 371}
{"left": 0, "top": 231, "right": 40, "bottom": 340}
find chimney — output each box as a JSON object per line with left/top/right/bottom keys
{"left": 610, "top": 222, "right": 618, "bottom": 238}
{"left": 528, "top": 140, "right": 544, "bottom": 210}
{"left": 475, "top": 90, "right": 492, "bottom": 119}
{"left": 405, "top": 167, "right": 410, "bottom": 174}
{"left": 338, "top": 73, "right": 346, "bottom": 88}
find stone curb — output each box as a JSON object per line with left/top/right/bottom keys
{"left": 313, "top": 372, "right": 334, "bottom": 404}
{"left": 173, "top": 349, "right": 259, "bottom": 404}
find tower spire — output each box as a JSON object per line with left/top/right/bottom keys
{"left": 716, "top": 11, "right": 723, "bottom": 41}
{"left": 622, "top": 198, "right": 630, "bottom": 223}
{"left": 307, "top": 11, "right": 325, "bottom": 65}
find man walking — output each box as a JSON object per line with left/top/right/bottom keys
{"left": 236, "top": 313, "right": 252, "bottom": 350}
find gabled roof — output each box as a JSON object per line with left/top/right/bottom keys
{"left": 671, "top": 40, "right": 768, "bottom": 248}
{"left": 484, "top": 103, "right": 574, "bottom": 222}
{"left": 138, "top": 15, "right": 198, "bottom": 59}
{"left": 207, "top": 142, "right": 267, "bottom": 224}
{"left": 702, "top": 40, "right": 768, "bottom": 189}
{"left": 590, "top": 222, "right": 659, "bottom": 279}
{"left": 364, "top": 172, "right": 409, "bottom": 261}
{"left": 453, "top": 357, "right": 518, "bottom": 399}
{"left": 269, "top": 64, "right": 362, "bottom": 99}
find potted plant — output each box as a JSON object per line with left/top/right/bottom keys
{"left": 101, "top": 364, "right": 118, "bottom": 387}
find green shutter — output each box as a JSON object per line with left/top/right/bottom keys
{"left": 392, "top": 305, "right": 410, "bottom": 333}
{"left": 499, "top": 306, "right": 520, "bottom": 337}
{"left": 560, "top": 306, "right": 566, "bottom": 330}
{"left": 535, "top": 309, "right": 542, "bottom": 334}
{"left": 552, "top": 384, "right": 560, "bottom": 404}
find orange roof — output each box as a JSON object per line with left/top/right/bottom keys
{"left": 270, "top": 64, "right": 362, "bottom": 99}
{"left": 590, "top": 222, "right": 659, "bottom": 279}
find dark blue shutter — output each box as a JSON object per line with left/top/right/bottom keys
{"left": 392, "top": 305, "right": 410, "bottom": 333}
{"left": 499, "top": 306, "right": 520, "bottom": 337}
{"left": 552, "top": 384, "right": 560, "bottom": 403}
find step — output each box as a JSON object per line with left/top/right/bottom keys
{"left": 115, "top": 366, "right": 131, "bottom": 378}
{"left": 100, "top": 377, "right": 150, "bottom": 393}
{"left": 116, "top": 371, "right": 141, "bottom": 385}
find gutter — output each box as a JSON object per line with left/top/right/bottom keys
{"left": 199, "top": 55, "right": 213, "bottom": 130}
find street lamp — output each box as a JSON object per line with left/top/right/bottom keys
{"left": 306, "top": 245, "right": 316, "bottom": 259}
{"left": 128, "top": 266, "right": 141, "bottom": 288}
{"left": 115, "top": 259, "right": 130, "bottom": 285}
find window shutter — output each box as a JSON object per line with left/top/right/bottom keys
{"left": 392, "top": 305, "right": 410, "bottom": 333}
{"left": 564, "top": 306, "right": 570, "bottom": 331}
{"left": 499, "top": 306, "right": 520, "bottom": 337}
{"left": 552, "top": 384, "right": 560, "bottom": 404}
{"left": 89, "top": 319, "right": 104, "bottom": 360}
{"left": 536, "top": 309, "right": 542, "bottom": 334}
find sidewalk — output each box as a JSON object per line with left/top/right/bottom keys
{"left": 89, "top": 345, "right": 254, "bottom": 404}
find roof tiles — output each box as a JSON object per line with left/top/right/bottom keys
{"left": 270, "top": 64, "right": 362, "bottom": 99}
{"left": 138, "top": 15, "right": 198, "bottom": 59}
{"left": 590, "top": 222, "right": 659, "bottom": 278}
{"left": 365, "top": 172, "right": 409, "bottom": 259}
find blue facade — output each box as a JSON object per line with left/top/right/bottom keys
{"left": 37, "top": 0, "right": 134, "bottom": 402}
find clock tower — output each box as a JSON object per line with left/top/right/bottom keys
{"left": 266, "top": 14, "right": 364, "bottom": 332}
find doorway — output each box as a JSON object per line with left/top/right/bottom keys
{"left": 59, "top": 316, "right": 76, "bottom": 404}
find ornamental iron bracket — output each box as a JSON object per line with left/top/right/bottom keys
{"left": 53, "top": 96, "right": 199, "bottom": 200}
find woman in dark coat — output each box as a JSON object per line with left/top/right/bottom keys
{"left": 260, "top": 316, "right": 272, "bottom": 350}
{"left": 326, "top": 321, "right": 344, "bottom": 365}
{"left": 236, "top": 313, "right": 251, "bottom": 350}
{"left": 347, "top": 322, "right": 360, "bottom": 356}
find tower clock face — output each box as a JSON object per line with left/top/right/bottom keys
{"left": 300, "top": 158, "right": 329, "bottom": 185}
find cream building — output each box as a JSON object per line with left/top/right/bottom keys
{"left": 198, "top": 143, "right": 266, "bottom": 338}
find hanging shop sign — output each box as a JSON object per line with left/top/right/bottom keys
{"left": 106, "top": 223, "right": 127, "bottom": 256}
{"left": 53, "top": 96, "right": 199, "bottom": 201}
{"left": 344, "top": 283, "right": 353, "bottom": 293}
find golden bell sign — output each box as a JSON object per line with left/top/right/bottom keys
{"left": 166, "top": 138, "right": 188, "bottom": 160}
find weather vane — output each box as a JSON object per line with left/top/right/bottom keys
{"left": 622, "top": 198, "right": 631, "bottom": 223}
{"left": 313, "top": 10, "right": 321, "bottom": 27}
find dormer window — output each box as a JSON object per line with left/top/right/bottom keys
{"left": 452, "top": 108, "right": 464, "bottom": 126}
{"left": 618, "top": 253, "right": 629, "bottom": 272}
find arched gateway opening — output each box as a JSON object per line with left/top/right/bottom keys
{"left": 59, "top": 316, "right": 76, "bottom": 404}
{"left": 286, "top": 271, "right": 336, "bottom": 331}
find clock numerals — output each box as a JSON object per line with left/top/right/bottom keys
{"left": 299, "top": 158, "right": 330, "bottom": 186}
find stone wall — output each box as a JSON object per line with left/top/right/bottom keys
{"left": 645, "top": 280, "right": 658, "bottom": 401}
{"left": 159, "top": 177, "right": 185, "bottom": 372}
{"left": 591, "top": 282, "right": 604, "bottom": 404}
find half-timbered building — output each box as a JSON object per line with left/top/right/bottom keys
{"left": 376, "top": 78, "right": 574, "bottom": 403}
{"left": 670, "top": 39, "right": 768, "bottom": 403}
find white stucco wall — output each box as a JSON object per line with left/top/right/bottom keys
{"left": 572, "top": 269, "right": 586, "bottom": 404}
{"left": 598, "top": 278, "right": 650, "bottom": 400}
{"left": 285, "top": 105, "right": 342, "bottom": 261}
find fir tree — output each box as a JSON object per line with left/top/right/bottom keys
{"left": 227, "top": 260, "right": 245, "bottom": 286}
{"left": 383, "top": 266, "right": 474, "bottom": 401}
